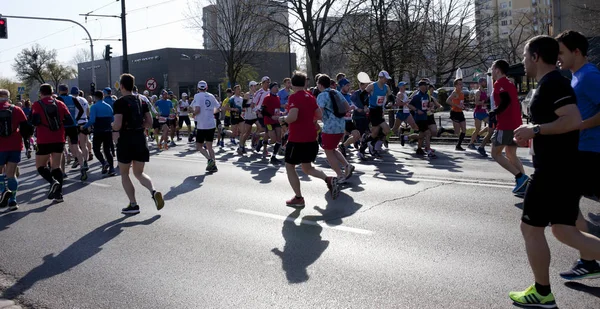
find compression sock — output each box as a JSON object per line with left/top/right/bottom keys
{"left": 51, "top": 168, "right": 64, "bottom": 186}
{"left": 273, "top": 143, "right": 281, "bottom": 158}
{"left": 458, "top": 132, "right": 466, "bottom": 147}
{"left": 37, "top": 167, "right": 54, "bottom": 184}
{"left": 535, "top": 282, "right": 551, "bottom": 296}
{"left": 7, "top": 178, "right": 17, "bottom": 202}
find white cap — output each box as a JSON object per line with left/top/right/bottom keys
{"left": 197, "top": 81, "right": 207, "bottom": 90}
{"left": 143, "top": 90, "right": 149, "bottom": 95}
{"left": 248, "top": 81, "right": 258, "bottom": 87}
{"left": 378, "top": 70, "right": 391, "bottom": 79}
{"left": 182, "top": 92, "right": 188, "bottom": 97}
{"left": 261, "top": 76, "right": 270, "bottom": 83}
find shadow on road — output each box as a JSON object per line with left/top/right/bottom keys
{"left": 0, "top": 203, "right": 53, "bottom": 232}
{"left": 304, "top": 192, "right": 363, "bottom": 227}
{"left": 163, "top": 175, "right": 206, "bottom": 201}
{"left": 272, "top": 209, "right": 329, "bottom": 284}
{"left": 2, "top": 215, "right": 160, "bottom": 299}
{"left": 564, "top": 281, "right": 600, "bottom": 298}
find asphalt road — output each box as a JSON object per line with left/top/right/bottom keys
{"left": 0, "top": 141, "right": 598, "bottom": 309}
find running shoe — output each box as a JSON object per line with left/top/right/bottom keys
{"left": 270, "top": 157, "right": 282, "bottom": 165}
{"left": 237, "top": 148, "right": 243, "bottom": 155}
{"left": 383, "top": 138, "right": 389, "bottom": 149}
{"left": 467, "top": 143, "right": 477, "bottom": 150}
{"left": 7, "top": 200, "right": 18, "bottom": 212}
{"left": 26, "top": 150, "right": 32, "bottom": 159}
{"left": 170, "top": 141, "right": 177, "bottom": 147}
{"left": 88, "top": 153, "right": 94, "bottom": 161}
{"left": 427, "top": 150, "right": 437, "bottom": 159}
{"left": 286, "top": 196, "right": 305, "bottom": 208}
{"left": 367, "top": 141, "right": 374, "bottom": 155}
{"left": 477, "top": 147, "right": 488, "bottom": 157}
{"left": 278, "top": 147, "right": 285, "bottom": 156}
{"left": 400, "top": 134, "right": 405, "bottom": 147}
{"left": 357, "top": 152, "right": 366, "bottom": 161}
{"left": 177, "top": 137, "right": 182, "bottom": 141}
{"left": 345, "top": 164, "right": 355, "bottom": 179}
{"left": 416, "top": 148, "right": 426, "bottom": 156}
{"left": 513, "top": 174, "right": 530, "bottom": 194}
{"left": 209, "top": 164, "right": 218, "bottom": 173}
{"left": 106, "top": 168, "right": 117, "bottom": 177}
{"left": 121, "top": 204, "right": 140, "bottom": 215}
{"left": 560, "top": 260, "right": 600, "bottom": 280}
{"left": 509, "top": 284, "right": 557, "bottom": 308}
{"left": 53, "top": 193, "right": 64, "bottom": 203}
{"left": 0, "top": 190, "right": 12, "bottom": 208}
{"left": 101, "top": 163, "right": 109, "bottom": 175}
{"left": 338, "top": 144, "right": 347, "bottom": 157}
{"left": 82, "top": 161, "right": 89, "bottom": 172}
{"left": 47, "top": 181, "right": 60, "bottom": 200}
{"left": 80, "top": 168, "right": 88, "bottom": 181}
{"left": 455, "top": 145, "right": 466, "bottom": 151}
{"left": 326, "top": 177, "right": 340, "bottom": 200}
{"left": 206, "top": 159, "right": 214, "bottom": 171}
{"left": 71, "top": 159, "right": 79, "bottom": 169}
{"left": 152, "top": 191, "right": 165, "bottom": 211}
{"left": 337, "top": 175, "right": 347, "bottom": 184}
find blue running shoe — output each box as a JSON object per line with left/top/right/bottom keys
{"left": 513, "top": 174, "right": 530, "bottom": 194}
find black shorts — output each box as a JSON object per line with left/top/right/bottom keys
{"left": 196, "top": 128, "right": 216, "bottom": 144}
{"left": 244, "top": 119, "right": 257, "bottom": 126}
{"left": 78, "top": 125, "right": 91, "bottom": 135}
{"left": 117, "top": 131, "right": 150, "bottom": 164}
{"left": 178, "top": 115, "right": 191, "bottom": 128}
{"left": 36, "top": 143, "right": 65, "bottom": 156}
{"left": 345, "top": 120, "right": 356, "bottom": 133}
{"left": 231, "top": 117, "right": 243, "bottom": 125}
{"left": 579, "top": 151, "right": 600, "bottom": 198}
{"left": 369, "top": 108, "right": 385, "bottom": 127}
{"left": 167, "top": 118, "right": 177, "bottom": 127}
{"left": 416, "top": 120, "right": 429, "bottom": 132}
{"left": 427, "top": 115, "right": 436, "bottom": 126}
{"left": 257, "top": 117, "right": 265, "bottom": 128}
{"left": 224, "top": 116, "right": 231, "bottom": 127}
{"left": 285, "top": 141, "right": 319, "bottom": 165}
{"left": 153, "top": 118, "right": 161, "bottom": 129}
{"left": 215, "top": 118, "right": 222, "bottom": 128}
{"left": 265, "top": 123, "right": 281, "bottom": 131}
{"left": 65, "top": 127, "right": 79, "bottom": 145}
{"left": 450, "top": 111, "right": 466, "bottom": 123}
{"left": 354, "top": 118, "right": 369, "bottom": 135}
{"left": 522, "top": 169, "right": 580, "bottom": 227}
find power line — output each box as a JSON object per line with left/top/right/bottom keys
{"left": 102, "top": 18, "right": 187, "bottom": 39}
{"left": 85, "top": 0, "right": 120, "bottom": 15}
{"left": 128, "top": 0, "right": 182, "bottom": 13}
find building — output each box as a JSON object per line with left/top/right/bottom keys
{"left": 551, "top": 0, "right": 600, "bottom": 36}
{"left": 77, "top": 48, "right": 296, "bottom": 98}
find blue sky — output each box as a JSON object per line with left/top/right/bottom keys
{"left": 0, "top": 0, "right": 205, "bottom": 80}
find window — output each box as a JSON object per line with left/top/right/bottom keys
{"left": 510, "top": 19, "right": 512, "bottom": 25}
{"left": 501, "top": 20, "right": 508, "bottom": 26}
{"left": 509, "top": 1, "right": 512, "bottom": 6}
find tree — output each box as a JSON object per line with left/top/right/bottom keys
{"left": 187, "top": 0, "right": 272, "bottom": 86}
{"left": 46, "top": 62, "right": 77, "bottom": 90}
{"left": 265, "top": 0, "right": 361, "bottom": 78}
{"left": 12, "top": 44, "right": 56, "bottom": 87}
{"left": 70, "top": 48, "right": 103, "bottom": 67}
{"left": 0, "top": 77, "right": 20, "bottom": 102}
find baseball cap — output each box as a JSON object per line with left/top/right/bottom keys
{"left": 261, "top": 76, "right": 270, "bottom": 83}
{"left": 182, "top": 92, "right": 188, "bottom": 97}
{"left": 397, "top": 81, "right": 408, "bottom": 87}
{"left": 70, "top": 86, "right": 80, "bottom": 95}
{"left": 103, "top": 87, "right": 112, "bottom": 94}
{"left": 378, "top": 71, "right": 391, "bottom": 79}
{"left": 58, "top": 84, "right": 69, "bottom": 92}
{"left": 167, "top": 90, "right": 174, "bottom": 95}
{"left": 338, "top": 78, "right": 350, "bottom": 88}
{"left": 143, "top": 90, "right": 150, "bottom": 95}
{"left": 269, "top": 82, "right": 279, "bottom": 90}
{"left": 161, "top": 89, "right": 168, "bottom": 94}
{"left": 418, "top": 80, "right": 428, "bottom": 86}
{"left": 197, "top": 80, "right": 208, "bottom": 90}
{"left": 248, "top": 81, "right": 258, "bottom": 87}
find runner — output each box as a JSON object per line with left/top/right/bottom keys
{"left": 177, "top": 93, "right": 194, "bottom": 143}
{"left": 239, "top": 81, "right": 258, "bottom": 154}
{"left": 410, "top": 81, "right": 433, "bottom": 157}
{"left": 155, "top": 90, "right": 175, "bottom": 150}
{"left": 21, "top": 99, "right": 33, "bottom": 159}
{"left": 510, "top": 35, "right": 600, "bottom": 309}
{"left": 79, "top": 90, "right": 94, "bottom": 162}
{"left": 337, "top": 78, "right": 360, "bottom": 157}
{"left": 351, "top": 76, "right": 370, "bottom": 160}
{"left": 221, "top": 88, "right": 234, "bottom": 147}
{"left": 253, "top": 76, "right": 271, "bottom": 156}
{"left": 261, "top": 82, "right": 284, "bottom": 164}
{"left": 83, "top": 90, "right": 116, "bottom": 177}
{"left": 31, "top": 84, "right": 75, "bottom": 203}
{"left": 555, "top": 30, "right": 600, "bottom": 280}
{"left": 489, "top": 59, "right": 529, "bottom": 195}
{"left": 230, "top": 85, "right": 245, "bottom": 154}
{"left": 468, "top": 78, "right": 490, "bottom": 150}
{"left": 168, "top": 91, "right": 179, "bottom": 146}
{"left": 0, "top": 89, "right": 32, "bottom": 211}
{"left": 364, "top": 71, "right": 392, "bottom": 158}
{"left": 392, "top": 81, "right": 418, "bottom": 147}
{"left": 316, "top": 74, "right": 354, "bottom": 183}
{"left": 446, "top": 79, "right": 467, "bottom": 151}
{"left": 191, "top": 81, "right": 220, "bottom": 173}
{"left": 71, "top": 87, "right": 91, "bottom": 168}
{"left": 112, "top": 73, "right": 164, "bottom": 215}
{"left": 282, "top": 71, "right": 339, "bottom": 207}
{"left": 278, "top": 78, "right": 292, "bottom": 110}
{"left": 57, "top": 85, "right": 88, "bottom": 180}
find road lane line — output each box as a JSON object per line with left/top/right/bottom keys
{"left": 64, "top": 179, "right": 111, "bottom": 188}
{"left": 236, "top": 209, "right": 374, "bottom": 235}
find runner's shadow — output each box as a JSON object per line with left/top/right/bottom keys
{"left": 271, "top": 209, "right": 329, "bottom": 284}
{"left": 163, "top": 175, "right": 205, "bottom": 201}
{"left": 564, "top": 281, "right": 600, "bottom": 298}
{"left": 304, "top": 192, "right": 362, "bottom": 227}
{"left": 0, "top": 203, "right": 53, "bottom": 232}
{"left": 174, "top": 148, "right": 196, "bottom": 157}
{"left": 1, "top": 215, "right": 160, "bottom": 299}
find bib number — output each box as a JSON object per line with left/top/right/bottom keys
{"left": 158, "top": 116, "right": 167, "bottom": 123}
{"left": 377, "top": 96, "right": 385, "bottom": 107}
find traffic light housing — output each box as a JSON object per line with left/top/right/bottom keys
{"left": 104, "top": 45, "right": 113, "bottom": 61}
{"left": 0, "top": 18, "right": 7, "bottom": 39}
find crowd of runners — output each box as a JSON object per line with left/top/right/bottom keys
{"left": 0, "top": 31, "right": 599, "bottom": 308}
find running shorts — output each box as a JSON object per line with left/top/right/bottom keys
{"left": 492, "top": 130, "right": 517, "bottom": 147}
{"left": 36, "top": 143, "right": 65, "bottom": 156}
{"left": 522, "top": 169, "right": 579, "bottom": 227}
{"left": 285, "top": 141, "right": 319, "bottom": 165}
{"left": 450, "top": 111, "right": 465, "bottom": 123}
{"left": 196, "top": 128, "right": 216, "bottom": 144}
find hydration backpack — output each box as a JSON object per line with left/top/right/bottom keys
{"left": 37, "top": 100, "right": 62, "bottom": 131}
{"left": 125, "top": 95, "right": 144, "bottom": 130}
{"left": 0, "top": 105, "right": 14, "bottom": 137}
{"left": 328, "top": 90, "right": 348, "bottom": 118}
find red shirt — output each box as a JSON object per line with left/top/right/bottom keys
{"left": 0, "top": 103, "right": 27, "bottom": 152}
{"left": 494, "top": 77, "right": 522, "bottom": 130}
{"left": 32, "top": 97, "right": 70, "bottom": 144}
{"left": 263, "top": 93, "right": 281, "bottom": 125}
{"left": 287, "top": 91, "right": 319, "bottom": 143}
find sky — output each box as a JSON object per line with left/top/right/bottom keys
{"left": 0, "top": 0, "right": 213, "bottom": 80}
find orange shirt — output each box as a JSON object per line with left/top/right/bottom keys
{"left": 451, "top": 90, "right": 465, "bottom": 112}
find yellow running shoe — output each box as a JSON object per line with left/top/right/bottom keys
{"left": 509, "top": 284, "right": 557, "bottom": 308}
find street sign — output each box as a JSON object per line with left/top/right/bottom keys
{"left": 17, "top": 86, "right": 25, "bottom": 95}
{"left": 146, "top": 78, "right": 157, "bottom": 91}
{"left": 114, "top": 81, "right": 120, "bottom": 89}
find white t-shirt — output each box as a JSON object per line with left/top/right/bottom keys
{"left": 244, "top": 91, "right": 257, "bottom": 120}
{"left": 178, "top": 99, "right": 190, "bottom": 116}
{"left": 75, "top": 96, "right": 89, "bottom": 124}
{"left": 398, "top": 92, "right": 410, "bottom": 113}
{"left": 252, "top": 88, "right": 269, "bottom": 112}
{"left": 192, "top": 92, "right": 218, "bottom": 130}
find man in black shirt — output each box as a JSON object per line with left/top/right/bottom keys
{"left": 509, "top": 35, "right": 600, "bottom": 308}
{"left": 112, "top": 73, "right": 164, "bottom": 215}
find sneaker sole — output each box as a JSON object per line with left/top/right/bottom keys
{"left": 513, "top": 178, "right": 530, "bottom": 194}
{"left": 153, "top": 192, "right": 165, "bottom": 211}
{"left": 121, "top": 210, "right": 140, "bottom": 215}
{"left": 511, "top": 301, "right": 557, "bottom": 309}
{"left": 0, "top": 191, "right": 11, "bottom": 208}
{"left": 53, "top": 198, "right": 64, "bottom": 203}
{"left": 286, "top": 203, "right": 305, "bottom": 208}
{"left": 8, "top": 206, "right": 19, "bottom": 212}
{"left": 560, "top": 272, "right": 600, "bottom": 280}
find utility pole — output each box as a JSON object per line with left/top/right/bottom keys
{"left": 121, "top": 0, "right": 129, "bottom": 73}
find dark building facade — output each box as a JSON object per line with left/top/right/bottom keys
{"left": 78, "top": 48, "right": 296, "bottom": 98}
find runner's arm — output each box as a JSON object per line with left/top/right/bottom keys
{"left": 581, "top": 108, "right": 600, "bottom": 130}
{"left": 112, "top": 114, "right": 123, "bottom": 131}
{"left": 538, "top": 102, "right": 581, "bottom": 135}
{"left": 72, "top": 97, "right": 84, "bottom": 123}
{"left": 493, "top": 92, "right": 511, "bottom": 115}
{"left": 83, "top": 105, "right": 96, "bottom": 129}
{"left": 284, "top": 108, "right": 299, "bottom": 124}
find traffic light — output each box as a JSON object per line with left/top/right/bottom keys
{"left": 104, "top": 45, "right": 113, "bottom": 61}
{"left": 0, "top": 18, "right": 7, "bottom": 39}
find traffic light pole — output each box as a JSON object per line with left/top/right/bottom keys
{"left": 121, "top": 0, "right": 129, "bottom": 73}
{"left": 0, "top": 15, "right": 97, "bottom": 85}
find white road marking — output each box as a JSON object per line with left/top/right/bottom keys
{"left": 236, "top": 208, "right": 374, "bottom": 235}
{"left": 64, "top": 179, "right": 111, "bottom": 188}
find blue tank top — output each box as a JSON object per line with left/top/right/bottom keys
{"left": 59, "top": 95, "right": 77, "bottom": 127}
{"left": 369, "top": 83, "right": 388, "bottom": 108}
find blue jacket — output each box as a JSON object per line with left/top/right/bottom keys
{"left": 84, "top": 100, "right": 114, "bottom": 132}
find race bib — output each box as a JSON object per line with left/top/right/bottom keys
{"left": 158, "top": 116, "right": 167, "bottom": 123}
{"left": 168, "top": 114, "right": 176, "bottom": 120}
{"left": 421, "top": 100, "right": 429, "bottom": 110}
{"left": 377, "top": 96, "right": 385, "bottom": 107}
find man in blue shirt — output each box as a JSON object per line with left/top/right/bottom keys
{"left": 103, "top": 87, "right": 114, "bottom": 108}
{"left": 277, "top": 78, "right": 292, "bottom": 111}
{"left": 410, "top": 81, "right": 433, "bottom": 157}
{"left": 556, "top": 30, "right": 600, "bottom": 281}
{"left": 84, "top": 91, "right": 116, "bottom": 176}
{"left": 155, "top": 90, "right": 175, "bottom": 149}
